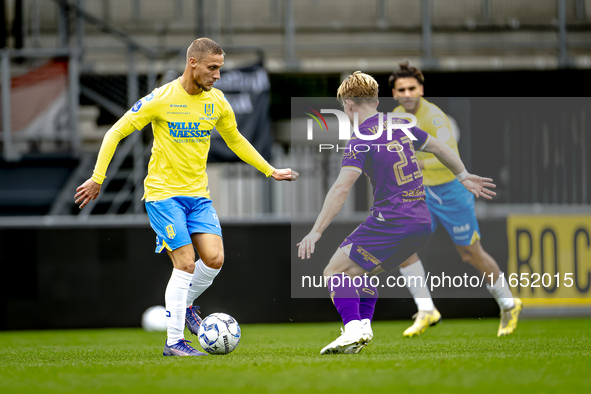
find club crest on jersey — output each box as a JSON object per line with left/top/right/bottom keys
{"left": 165, "top": 224, "right": 176, "bottom": 239}
{"left": 432, "top": 116, "right": 444, "bottom": 127}
{"left": 205, "top": 103, "right": 214, "bottom": 117}
{"left": 131, "top": 100, "right": 142, "bottom": 113}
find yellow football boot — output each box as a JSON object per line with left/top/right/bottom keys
{"left": 403, "top": 309, "right": 442, "bottom": 337}
{"left": 497, "top": 298, "right": 523, "bottom": 337}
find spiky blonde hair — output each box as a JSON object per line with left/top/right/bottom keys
{"left": 336, "top": 71, "right": 379, "bottom": 106}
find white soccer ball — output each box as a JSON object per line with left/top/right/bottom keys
{"left": 141, "top": 305, "right": 168, "bottom": 332}
{"left": 198, "top": 313, "right": 241, "bottom": 355}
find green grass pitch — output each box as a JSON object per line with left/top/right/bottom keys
{"left": 1, "top": 318, "right": 590, "bottom": 393}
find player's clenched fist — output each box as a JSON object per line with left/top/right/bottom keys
{"left": 272, "top": 168, "right": 299, "bottom": 181}
{"left": 75, "top": 179, "right": 101, "bottom": 209}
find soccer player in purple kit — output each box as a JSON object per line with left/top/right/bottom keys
{"left": 297, "top": 71, "right": 496, "bottom": 355}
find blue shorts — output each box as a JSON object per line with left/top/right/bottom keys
{"left": 145, "top": 196, "right": 222, "bottom": 253}
{"left": 339, "top": 217, "right": 431, "bottom": 272}
{"left": 424, "top": 179, "right": 481, "bottom": 246}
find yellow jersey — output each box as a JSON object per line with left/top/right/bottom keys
{"left": 394, "top": 98, "right": 460, "bottom": 186}
{"left": 92, "top": 78, "right": 274, "bottom": 201}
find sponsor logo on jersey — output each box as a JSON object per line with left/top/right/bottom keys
{"left": 170, "top": 104, "right": 187, "bottom": 107}
{"left": 167, "top": 122, "right": 212, "bottom": 138}
{"left": 432, "top": 116, "right": 444, "bottom": 127}
{"left": 166, "top": 224, "right": 176, "bottom": 239}
{"left": 356, "top": 246, "right": 382, "bottom": 266}
{"left": 453, "top": 223, "right": 471, "bottom": 233}
{"left": 145, "top": 92, "right": 155, "bottom": 101}
{"left": 342, "top": 151, "right": 358, "bottom": 159}
{"left": 131, "top": 100, "right": 142, "bottom": 113}
{"left": 205, "top": 103, "right": 214, "bottom": 117}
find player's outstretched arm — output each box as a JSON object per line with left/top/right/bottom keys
{"left": 297, "top": 169, "right": 360, "bottom": 259}
{"left": 74, "top": 117, "right": 137, "bottom": 209}
{"left": 271, "top": 169, "right": 299, "bottom": 181}
{"left": 422, "top": 137, "right": 496, "bottom": 200}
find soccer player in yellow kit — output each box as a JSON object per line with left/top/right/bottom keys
{"left": 75, "top": 38, "right": 296, "bottom": 356}
{"left": 390, "top": 62, "right": 522, "bottom": 337}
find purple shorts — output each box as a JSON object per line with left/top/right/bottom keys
{"left": 339, "top": 217, "right": 431, "bottom": 272}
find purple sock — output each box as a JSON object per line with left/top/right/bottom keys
{"left": 359, "top": 282, "right": 378, "bottom": 322}
{"left": 329, "top": 274, "right": 361, "bottom": 326}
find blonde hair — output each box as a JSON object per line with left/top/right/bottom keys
{"left": 186, "top": 37, "right": 225, "bottom": 63}
{"left": 336, "top": 71, "right": 379, "bottom": 106}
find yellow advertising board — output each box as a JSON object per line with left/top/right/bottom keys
{"left": 507, "top": 215, "right": 591, "bottom": 307}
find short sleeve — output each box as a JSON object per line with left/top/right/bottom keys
{"left": 123, "top": 91, "right": 158, "bottom": 130}
{"left": 391, "top": 116, "right": 431, "bottom": 151}
{"left": 411, "top": 126, "right": 431, "bottom": 151}
{"left": 214, "top": 95, "right": 238, "bottom": 134}
{"left": 341, "top": 138, "right": 368, "bottom": 173}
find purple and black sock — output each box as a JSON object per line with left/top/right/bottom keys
{"left": 359, "top": 281, "right": 379, "bottom": 322}
{"left": 328, "top": 274, "right": 361, "bottom": 326}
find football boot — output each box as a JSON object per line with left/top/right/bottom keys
{"left": 403, "top": 308, "right": 442, "bottom": 337}
{"left": 185, "top": 305, "right": 203, "bottom": 336}
{"left": 163, "top": 339, "right": 208, "bottom": 356}
{"left": 320, "top": 325, "right": 371, "bottom": 355}
{"left": 497, "top": 298, "right": 523, "bottom": 337}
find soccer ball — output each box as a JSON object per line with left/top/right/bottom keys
{"left": 141, "top": 305, "right": 167, "bottom": 332}
{"left": 198, "top": 313, "right": 241, "bottom": 355}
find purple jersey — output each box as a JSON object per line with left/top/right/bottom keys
{"left": 341, "top": 113, "right": 431, "bottom": 224}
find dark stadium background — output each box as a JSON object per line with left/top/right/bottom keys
{"left": 1, "top": 0, "right": 590, "bottom": 330}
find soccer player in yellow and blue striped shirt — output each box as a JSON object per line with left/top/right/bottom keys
{"left": 390, "top": 62, "right": 521, "bottom": 338}
{"left": 75, "top": 38, "right": 297, "bottom": 356}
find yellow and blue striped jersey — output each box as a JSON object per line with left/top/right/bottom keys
{"left": 394, "top": 98, "right": 460, "bottom": 186}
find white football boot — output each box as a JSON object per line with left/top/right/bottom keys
{"left": 320, "top": 320, "right": 371, "bottom": 355}
{"left": 361, "top": 318, "right": 373, "bottom": 342}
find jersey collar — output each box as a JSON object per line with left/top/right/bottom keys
{"left": 176, "top": 78, "right": 207, "bottom": 99}
{"left": 360, "top": 111, "right": 379, "bottom": 126}
{"left": 415, "top": 97, "right": 429, "bottom": 118}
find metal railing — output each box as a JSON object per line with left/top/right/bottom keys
{"left": 12, "top": 0, "right": 590, "bottom": 71}
{"left": 2, "top": 0, "right": 590, "bottom": 225}
{"left": 2, "top": 0, "right": 283, "bottom": 219}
